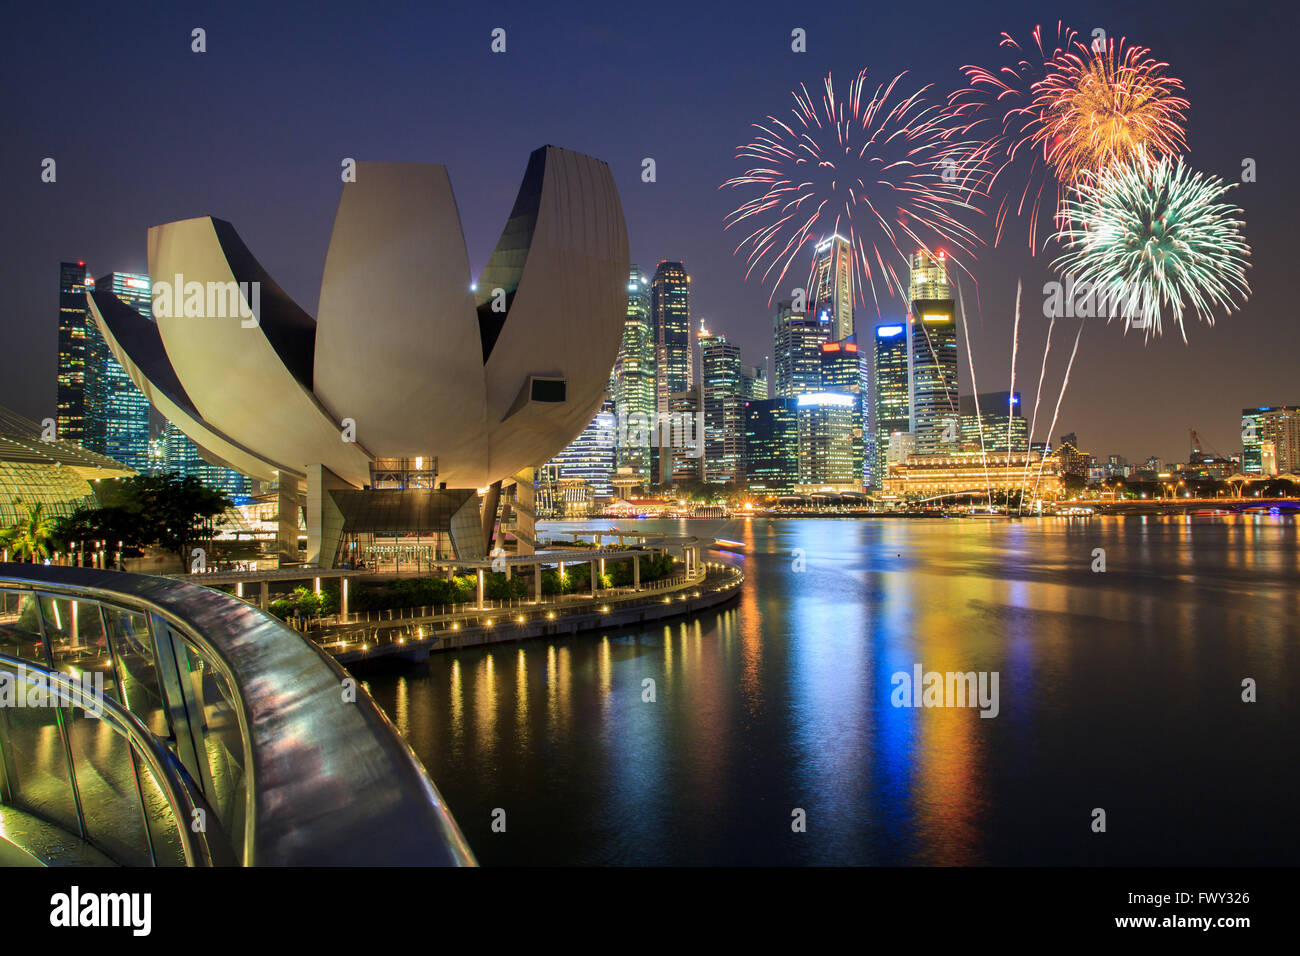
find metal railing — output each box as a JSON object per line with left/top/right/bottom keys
{"left": 0, "top": 564, "right": 475, "bottom": 866}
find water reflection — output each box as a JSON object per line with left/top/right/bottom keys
{"left": 361, "top": 516, "right": 1299, "bottom": 865}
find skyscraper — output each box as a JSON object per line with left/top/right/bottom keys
{"left": 1242, "top": 406, "right": 1300, "bottom": 474}
{"left": 612, "top": 266, "right": 656, "bottom": 484}
{"left": 547, "top": 398, "right": 617, "bottom": 499}
{"left": 85, "top": 272, "right": 152, "bottom": 471}
{"left": 57, "top": 262, "right": 91, "bottom": 443}
{"left": 959, "top": 391, "right": 1027, "bottom": 453}
{"left": 810, "top": 234, "right": 853, "bottom": 341}
{"left": 152, "top": 422, "right": 250, "bottom": 497}
{"left": 739, "top": 363, "right": 768, "bottom": 401}
{"left": 819, "top": 340, "right": 866, "bottom": 485}
{"left": 699, "top": 328, "right": 743, "bottom": 484}
{"left": 796, "top": 392, "right": 859, "bottom": 491}
{"left": 908, "top": 251, "right": 959, "bottom": 455}
{"left": 743, "top": 398, "right": 798, "bottom": 493}
{"left": 874, "top": 321, "right": 910, "bottom": 488}
{"left": 772, "top": 300, "right": 832, "bottom": 398}
{"left": 651, "top": 261, "right": 691, "bottom": 417}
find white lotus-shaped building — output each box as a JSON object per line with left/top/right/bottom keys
{"left": 88, "top": 146, "right": 629, "bottom": 566}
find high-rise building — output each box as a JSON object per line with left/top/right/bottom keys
{"left": 699, "top": 328, "right": 743, "bottom": 484}
{"left": 810, "top": 234, "right": 854, "bottom": 340}
{"left": 739, "top": 363, "right": 768, "bottom": 401}
{"left": 873, "top": 321, "right": 910, "bottom": 489}
{"left": 612, "top": 266, "right": 656, "bottom": 484}
{"left": 1057, "top": 433, "right": 1090, "bottom": 479}
{"left": 743, "top": 398, "right": 798, "bottom": 493}
{"left": 651, "top": 261, "right": 691, "bottom": 417}
{"left": 959, "top": 391, "right": 1027, "bottom": 453}
{"left": 85, "top": 272, "right": 152, "bottom": 472}
{"left": 909, "top": 283, "right": 959, "bottom": 455}
{"left": 662, "top": 389, "right": 703, "bottom": 485}
{"left": 151, "top": 422, "right": 250, "bottom": 497}
{"left": 908, "top": 249, "right": 950, "bottom": 300}
{"left": 547, "top": 398, "right": 617, "bottom": 499}
{"left": 57, "top": 262, "right": 92, "bottom": 443}
{"left": 796, "top": 392, "right": 859, "bottom": 491}
{"left": 772, "top": 301, "right": 831, "bottom": 398}
{"left": 1242, "top": 406, "right": 1299, "bottom": 474}
{"left": 819, "top": 341, "right": 866, "bottom": 485}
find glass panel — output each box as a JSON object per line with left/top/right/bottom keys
{"left": 104, "top": 606, "right": 170, "bottom": 738}
{"left": 178, "top": 639, "right": 246, "bottom": 862}
{"left": 137, "top": 762, "right": 186, "bottom": 866}
{"left": 0, "top": 589, "right": 47, "bottom": 664}
{"left": 0, "top": 692, "right": 80, "bottom": 835}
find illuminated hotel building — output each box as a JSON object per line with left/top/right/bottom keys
{"left": 810, "top": 234, "right": 854, "bottom": 341}
{"left": 651, "top": 261, "right": 691, "bottom": 415}
{"left": 85, "top": 272, "right": 152, "bottom": 472}
{"left": 884, "top": 451, "right": 1063, "bottom": 500}
{"left": 1242, "top": 406, "right": 1299, "bottom": 474}
{"left": 819, "top": 340, "right": 866, "bottom": 484}
{"left": 547, "top": 398, "right": 617, "bottom": 499}
{"left": 612, "top": 266, "right": 656, "bottom": 484}
{"left": 773, "top": 300, "right": 831, "bottom": 397}
{"left": 743, "top": 397, "right": 798, "bottom": 493}
{"left": 57, "top": 261, "right": 92, "bottom": 443}
{"left": 874, "top": 321, "right": 910, "bottom": 488}
{"left": 908, "top": 249, "right": 959, "bottom": 455}
{"left": 796, "top": 392, "right": 859, "bottom": 491}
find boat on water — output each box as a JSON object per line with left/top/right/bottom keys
{"left": 711, "top": 538, "right": 746, "bottom": 553}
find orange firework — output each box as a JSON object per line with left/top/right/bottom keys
{"left": 1032, "top": 37, "right": 1188, "bottom": 185}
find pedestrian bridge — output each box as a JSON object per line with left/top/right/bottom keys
{"left": 0, "top": 564, "right": 474, "bottom": 867}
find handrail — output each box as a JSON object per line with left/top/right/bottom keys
{"left": 0, "top": 651, "right": 229, "bottom": 866}
{"left": 0, "top": 564, "right": 475, "bottom": 865}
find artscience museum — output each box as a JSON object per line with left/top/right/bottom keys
{"left": 87, "top": 145, "right": 630, "bottom": 568}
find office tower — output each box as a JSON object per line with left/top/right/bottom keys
{"left": 743, "top": 398, "right": 798, "bottom": 492}
{"left": 658, "top": 389, "right": 704, "bottom": 485}
{"left": 57, "top": 262, "right": 92, "bottom": 443}
{"left": 547, "top": 398, "right": 617, "bottom": 499}
{"left": 909, "top": 249, "right": 950, "bottom": 300}
{"left": 739, "top": 363, "right": 768, "bottom": 401}
{"left": 85, "top": 272, "right": 152, "bottom": 471}
{"left": 699, "top": 328, "right": 743, "bottom": 484}
{"left": 152, "top": 422, "right": 250, "bottom": 497}
{"left": 772, "top": 300, "right": 832, "bottom": 398}
{"left": 810, "top": 234, "right": 854, "bottom": 340}
{"left": 1242, "top": 406, "right": 1299, "bottom": 474}
{"left": 651, "top": 261, "right": 691, "bottom": 416}
{"left": 873, "top": 321, "right": 911, "bottom": 488}
{"left": 612, "top": 266, "right": 656, "bottom": 484}
{"left": 819, "top": 340, "right": 866, "bottom": 484}
{"left": 909, "top": 250, "right": 959, "bottom": 454}
{"left": 796, "top": 392, "right": 859, "bottom": 490}
{"left": 959, "top": 391, "right": 1027, "bottom": 453}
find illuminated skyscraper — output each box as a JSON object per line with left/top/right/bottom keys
{"left": 743, "top": 398, "right": 797, "bottom": 492}
{"left": 959, "top": 391, "right": 1026, "bottom": 453}
{"left": 819, "top": 341, "right": 866, "bottom": 485}
{"left": 908, "top": 251, "right": 959, "bottom": 455}
{"left": 86, "top": 273, "right": 152, "bottom": 471}
{"left": 1243, "top": 406, "right": 1300, "bottom": 474}
{"left": 547, "top": 398, "right": 617, "bottom": 499}
{"left": 651, "top": 261, "right": 691, "bottom": 416}
{"left": 153, "top": 422, "right": 251, "bottom": 497}
{"left": 699, "top": 327, "right": 743, "bottom": 484}
{"left": 772, "top": 300, "right": 831, "bottom": 398}
{"left": 810, "top": 234, "right": 854, "bottom": 341}
{"left": 612, "top": 266, "right": 655, "bottom": 484}
{"left": 873, "top": 321, "right": 910, "bottom": 488}
{"left": 57, "top": 262, "right": 91, "bottom": 443}
{"left": 796, "top": 392, "right": 859, "bottom": 490}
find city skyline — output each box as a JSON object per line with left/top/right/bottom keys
{"left": 2, "top": 2, "right": 1291, "bottom": 467}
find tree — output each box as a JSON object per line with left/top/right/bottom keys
{"left": 65, "top": 473, "right": 230, "bottom": 563}
{"left": 5, "top": 501, "right": 53, "bottom": 563}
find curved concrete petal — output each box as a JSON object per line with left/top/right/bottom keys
{"left": 312, "top": 163, "right": 488, "bottom": 487}
{"left": 482, "top": 146, "right": 629, "bottom": 482}
{"left": 86, "top": 289, "right": 288, "bottom": 482}
{"left": 147, "top": 217, "right": 372, "bottom": 487}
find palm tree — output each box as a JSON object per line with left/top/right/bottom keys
{"left": 0, "top": 524, "right": 16, "bottom": 562}
{"left": 8, "top": 501, "right": 52, "bottom": 563}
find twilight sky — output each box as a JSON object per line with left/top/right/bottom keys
{"left": 3, "top": 0, "right": 1294, "bottom": 463}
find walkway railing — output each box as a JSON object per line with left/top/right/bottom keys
{"left": 0, "top": 564, "right": 475, "bottom": 867}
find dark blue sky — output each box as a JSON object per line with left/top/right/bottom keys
{"left": 3, "top": 0, "right": 1295, "bottom": 462}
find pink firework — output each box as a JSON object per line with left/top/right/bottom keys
{"left": 943, "top": 23, "right": 1080, "bottom": 253}
{"left": 722, "top": 69, "right": 985, "bottom": 314}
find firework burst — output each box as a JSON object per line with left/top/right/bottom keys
{"left": 1033, "top": 37, "right": 1189, "bottom": 186}
{"left": 722, "top": 69, "right": 985, "bottom": 313}
{"left": 1053, "top": 148, "right": 1251, "bottom": 342}
{"left": 944, "top": 23, "right": 1079, "bottom": 252}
